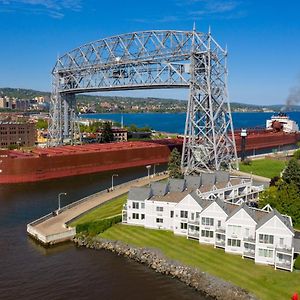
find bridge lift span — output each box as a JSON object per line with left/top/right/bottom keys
{"left": 48, "top": 29, "right": 238, "bottom": 174}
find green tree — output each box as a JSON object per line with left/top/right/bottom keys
{"left": 168, "top": 148, "right": 183, "bottom": 179}
{"left": 36, "top": 119, "right": 48, "bottom": 130}
{"left": 101, "top": 122, "right": 114, "bottom": 143}
{"left": 282, "top": 158, "right": 300, "bottom": 189}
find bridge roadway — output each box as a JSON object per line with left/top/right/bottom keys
{"left": 27, "top": 173, "right": 169, "bottom": 245}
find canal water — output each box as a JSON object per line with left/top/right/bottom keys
{"left": 0, "top": 165, "right": 208, "bottom": 300}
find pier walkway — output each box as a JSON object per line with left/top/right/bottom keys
{"left": 27, "top": 172, "right": 168, "bottom": 245}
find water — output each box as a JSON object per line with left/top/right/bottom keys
{"left": 81, "top": 111, "right": 300, "bottom": 133}
{"left": 0, "top": 165, "right": 207, "bottom": 300}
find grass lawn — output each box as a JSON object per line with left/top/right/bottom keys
{"left": 101, "top": 224, "right": 300, "bottom": 300}
{"left": 239, "top": 159, "right": 286, "bottom": 178}
{"left": 70, "top": 193, "right": 127, "bottom": 227}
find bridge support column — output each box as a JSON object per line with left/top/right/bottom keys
{"left": 181, "top": 32, "right": 238, "bottom": 173}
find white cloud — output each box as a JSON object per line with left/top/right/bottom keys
{"left": 0, "top": 0, "right": 82, "bottom": 18}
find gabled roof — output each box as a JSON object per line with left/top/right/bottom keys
{"left": 150, "top": 182, "right": 169, "bottom": 196}
{"left": 256, "top": 208, "right": 294, "bottom": 234}
{"left": 215, "top": 171, "right": 230, "bottom": 183}
{"left": 184, "top": 175, "right": 202, "bottom": 190}
{"left": 168, "top": 178, "right": 186, "bottom": 192}
{"left": 226, "top": 202, "right": 257, "bottom": 222}
{"left": 128, "top": 187, "right": 152, "bottom": 201}
{"left": 189, "top": 191, "right": 207, "bottom": 208}
{"left": 201, "top": 172, "right": 216, "bottom": 186}
{"left": 202, "top": 197, "right": 231, "bottom": 215}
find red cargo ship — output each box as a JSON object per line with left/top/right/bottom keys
{"left": 0, "top": 139, "right": 182, "bottom": 184}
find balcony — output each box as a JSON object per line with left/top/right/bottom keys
{"left": 276, "top": 247, "right": 293, "bottom": 255}
{"left": 122, "top": 210, "right": 127, "bottom": 223}
{"left": 243, "top": 237, "right": 256, "bottom": 244}
{"left": 243, "top": 250, "right": 255, "bottom": 259}
{"left": 188, "top": 231, "right": 199, "bottom": 239}
{"left": 275, "top": 261, "right": 292, "bottom": 271}
{"left": 215, "top": 239, "right": 225, "bottom": 248}
{"left": 188, "top": 219, "right": 200, "bottom": 225}
{"left": 215, "top": 227, "right": 225, "bottom": 234}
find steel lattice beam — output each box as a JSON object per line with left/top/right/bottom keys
{"left": 48, "top": 29, "right": 238, "bottom": 172}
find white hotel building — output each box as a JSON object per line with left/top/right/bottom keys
{"left": 122, "top": 172, "right": 300, "bottom": 272}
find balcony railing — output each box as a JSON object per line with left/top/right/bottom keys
{"left": 188, "top": 231, "right": 199, "bottom": 239}
{"left": 276, "top": 247, "right": 293, "bottom": 255}
{"left": 215, "top": 240, "right": 225, "bottom": 248}
{"left": 215, "top": 227, "right": 225, "bottom": 234}
{"left": 188, "top": 219, "right": 200, "bottom": 225}
{"left": 243, "top": 237, "right": 256, "bottom": 243}
{"left": 275, "top": 261, "right": 292, "bottom": 271}
{"left": 243, "top": 250, "right": 255, "bottom": 259}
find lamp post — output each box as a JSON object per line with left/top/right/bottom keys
{"left": 58, "top": 192, "right": 67, "bottom": 211}
{"left": 240, "top": 129, "right": 247, "bottom": 162}
{"left": 111, "top": 174, "right": 118, "bottom": 191}
{"left": 146, "top": 165, "right": 151, "bottom": 180}
{"left": 153, "top": 163, "right": 159, "bottom": 177}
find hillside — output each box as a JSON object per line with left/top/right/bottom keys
{"left": 0, "top": 87, "right": 298, "bottom": 112}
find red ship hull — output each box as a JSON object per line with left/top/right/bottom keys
{"left": 0, "top": 139, "right": 182, "bottom": 184}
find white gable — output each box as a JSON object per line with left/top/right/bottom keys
{"left": 175, "top": 194, "right": 203, "bottom": 211}
{"left": 201, "top": 201, "right": 227, "bottom": 218}
{"left": 257, "top": 215, "right": 293, "bottom": 236}
{"left": 226, "top": 208, "right": 256, "bottom": 226}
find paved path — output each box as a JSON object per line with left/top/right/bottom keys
{"left": 28, "top": 173, "right": 168, "bottom": 244}
{"left": 232, "top": 170, "right": 270, "bottom": 184}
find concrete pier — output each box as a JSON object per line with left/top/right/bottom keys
{"left": 27, "top": 172, "right": 168, "bottom": 246}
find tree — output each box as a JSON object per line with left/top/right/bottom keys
{"left": 282, "top": 158, "right": 300, "bottom": 189}
{"left": 101, "top": 122, "right": 114, "bottom": 143}
{"left": 168, "top": 148, "right": 183, "bottom": 179}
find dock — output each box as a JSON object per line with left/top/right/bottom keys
{"left": 27, "top": 172, "right": 169, "bottom": 246}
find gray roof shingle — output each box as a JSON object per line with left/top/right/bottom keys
{"left": 215, "top": 171, "right": 230, "bottom": 183}
{"left": 201, "top": 172, "right": 216, "bottom": 186}
{"left": 168, "top": 178, "right": 186, "bottom": 192}
{"left": 184, "top": 175, "right": 202, "bottom": 190}
{"left": 128, "top": 187, "right": 152, "bottom": 201}
{"left": 150, "top": 182, "right": 169, "bottom": 196}
{"left": 226, "top": 202, "right": 257, "bottom": 222}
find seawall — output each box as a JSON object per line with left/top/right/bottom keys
{"left": 74, "top": 235, "right": 257, "bottom": 300}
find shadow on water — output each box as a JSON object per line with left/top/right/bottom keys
{"left": 0, "top": 164, "right": 210, "bottom": 300}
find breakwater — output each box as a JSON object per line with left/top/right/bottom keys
{"left": 74, "top": 235, "right": 257, "bottom": 300}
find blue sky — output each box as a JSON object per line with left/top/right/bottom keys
{"left": 0, "top": 0, "right": 300, "bottom": 105}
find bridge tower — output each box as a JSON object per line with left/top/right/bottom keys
{"left": 181, "top": 29, "right": 237, "bottom": 173}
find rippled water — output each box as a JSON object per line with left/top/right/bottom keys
{"left": 0, "top": 166, "right": 208, "bottom": 300}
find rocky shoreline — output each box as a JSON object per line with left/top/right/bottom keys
{"left": 74, "top": 235, "right": 257, "bottom": 300}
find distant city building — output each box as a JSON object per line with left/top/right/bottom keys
{"left": 0, "top": 122, "right": 36, "bottom": 148}
{"left": 97, "top": 127, "right": 128, "bottom": 142}
{"left": 122, "top": 172, "right": 299, "bottom": 272}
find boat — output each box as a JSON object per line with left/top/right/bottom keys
{"left": 0, "top": 139, "right": 182, "bottom": 184}
{"left": 234, "top": 113, "right": 300, "bottom": 155}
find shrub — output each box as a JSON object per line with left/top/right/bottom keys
{"left": 294, "top": 149, "right": 300, "bottom": 160}
{"left": 242, "top": 158, "right": 252, "bottom": 165}
{"left": 76, "top": 215, "right": 122, "bottom": 236}
{"left": 294, "top": 255, "right": 300, "bottom": 270}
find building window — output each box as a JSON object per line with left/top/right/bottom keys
{"left": 156, "top": 206, "right": 164, "bottom": 212}
{"left": 141, "top": 214, "right": 145, "bottom": 220}
{"left": 201, "top": 230, "right": 214, "bottom": 238}
{"left": 170, "top": 211, "right": 174, "bottom": 218}
{"left": 132, "top": 213, "right": 139, "bottom": 219}
{"left": 196, "top": 212, "right": 201, "bottom": 219}
{"left": 132, "top": 202, "right": 139, "bottom": 209}
{"left": 228, "top": 225, "right": 241, "bottom": 235}
{"left": 180, "top": 210, "right": 188, "bottom": 218}
{"left": 259, "top": 234, "right": 274, "bottom": 244}
{"left": 279, "top": 238, "right": 284, "bottom": 247}
{"left": 227, "top": 239, "right": 241, "bottom": 247}
{"left": 180, "top": 223, "right": 187, "bottom": 230}
{"left": 141, "top": 203, "right": 145, "bottom": 209}
{"left": 217, "top": 220, "right": 221, "bottom": 227}
{"left": 156, "top": 218, "right": 163, "bottom": 223}
{"left": 258, "top": 248, "right": 273, "bottom": 258}
{"left": 201, "top": 217, "right": 214, "bottom": 226}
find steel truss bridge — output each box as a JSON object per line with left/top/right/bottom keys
{"left": 48, "top": 29, "right": 238, "bottom": 173}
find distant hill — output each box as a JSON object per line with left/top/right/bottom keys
{"left": 0, "top": 87, "right": 299, "bottom": 112}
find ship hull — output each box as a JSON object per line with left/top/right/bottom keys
{"left": 0, "top": 140, "right": 182, "bottom": 184}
